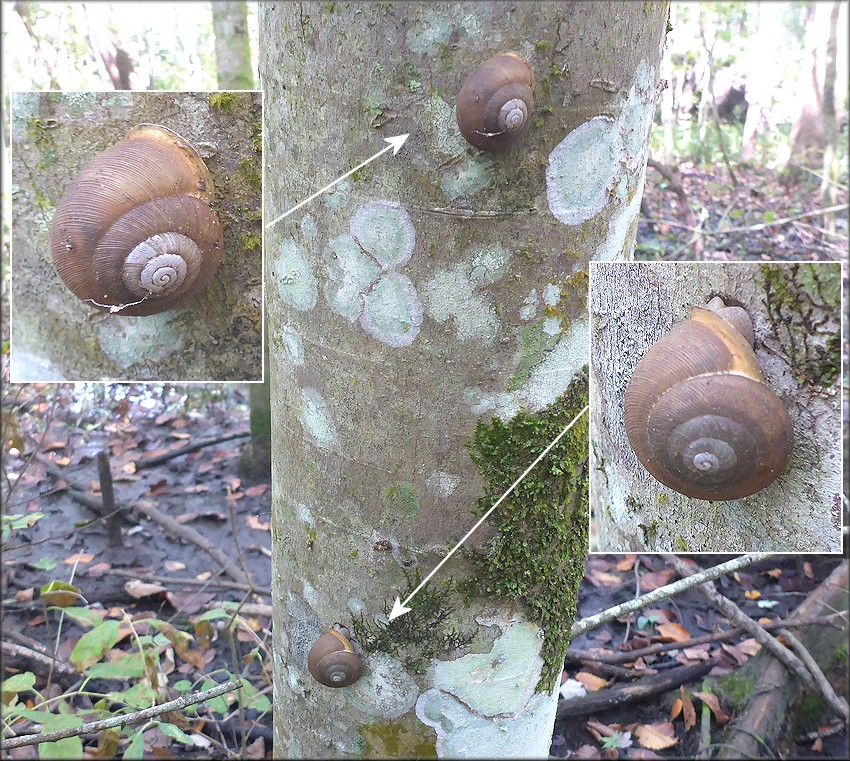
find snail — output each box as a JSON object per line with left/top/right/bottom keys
{"left": 50, "top": 124, "right": 223, "bottom": 316}
{"left": 623, "top": 296, "right": 794, "bottom": 501}
{"left": 307, "top": 626, "right": 364, "bottom": 688}
{"left": 456, "top": 51, "right": 535, "bottom": 151}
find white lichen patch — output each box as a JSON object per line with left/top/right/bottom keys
{"left": 351, "top": 201, "right": 416, "bottom": 268}
{"left": 295, "top": 503, "right": 315, "bottom": 527}
{"left": 421, "top": 247, "right": 511, "bottom": 344}
{"left": 617, "top": 60, "right": 657, "bottom": 173}
{"left": 546, "top": 116, "right": 620, "bottom": 225}
{"left": 593, "top": 173, "right": 645, "bottom": 261}
{"left": 322, "top": 201, "right": 422, "bottom": 347}
{"left": 298, "top": 387, "right": 338, "bottom": 449}
{"left": 414, "top": 619, "right": 557, "bottom": 757}
{"left": 543, "top": 317, "right": 562, "bottom": 336}
{"left": 98, "top": 313, "right": 182, "bottom": 368}
{"left": 323, "top": 178, "right": 350, "bottom": 210}
{"left": 282, "top": 326, "right": 304, "bottom": 365}
{"left": 299, "top": 214, "right": 318, "bottom": 241}
{"left": 542, "top": 283, "right": 561, "bottom": 306}
{"left": 463, "top": 387, "right": 521, "bottom": 421}
{"left": 276, "top": 239, "right": 317, "bottom": 311}
{"left": 519, "top": 289, "right": 539, "bottom": 321}
{"left": 360, "top": 272, "right": 423, "bottom": 348}
{"left": 323, "top": 235, "right": 382, "bottom": 321}
{"left": 416, "top": 688, "right": 557, "bottom": 758}
{"left": 405, "top": 8, "right": 454, "bottom": 54}
{"left": 440, "top": 156, "right": 493, "bottom": 201}
{"left": 425, "top": 470, "right": 461, "bottom": 499}
{"left": 346, "top": 652, "right": 419, "bottom": 720}
{"left": 516, "top": 319, "right": 589, "bottom": 411}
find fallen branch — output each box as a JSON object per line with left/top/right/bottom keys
{"left": 570, "top": 554, "right": 775, "bottom": 639}
{"left": 664, "top": 555, "right": 848, "bottom": 723}
{"left": 108, "top": 568, "right": 268, "bottom": 596}
{"left": 2, "top": 679, "right": 242, "bottom": 750}
{"left": 1, "top": 640, "right": 76, "bottom": 679}
{"left": 644, "top": 202, "right": 848, "bottom": 235}
{"left": 135, "top": 430, "right": 250, "bottom": 470}
{"left": 565, "top": 613, "right": 846, "bottom": 665}
{"left": 556, "top": 661, "right": 715, "bottom": 718}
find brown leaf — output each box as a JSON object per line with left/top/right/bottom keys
{"left": 15, "top": 588, "right": 34, "bottom": 602}
{"left": 693, "top": 691, "right": 731, "bottom": 725}
{"left": 183, "top": 484, "right": 210, "bottom": 493}
{"left": 164, "top": 561, "right": 186, "bottom": 572}
{"left": 812, "top": 737, "right": 823, "bottom": 752}
{"left": 589, "top": 570, "right": 623, "bottom": 587}
{"left": 246, "top": 515, "right": 270, "bottom": 531}
{"left": 615, "top": 555, "right": 637, "bottom": 572}
{"left": 762, "top": 568, "right": 783, "bottom": 579}
{"left": 64, "top": 553, "right": 94, "bottom": 565}
{"left": 670, "top": 698, "right": 682, "bottom": 721}
{"left": 639, "top": 570, "right": 675, "bottom": 591}
{"left": 171, "top": 432, "right": 191, "bottom": 440}
{"left": 148, "top": 480, "right": 169, "bottom": 496}
{"left": 803, "top": 562, "right": 814, "bottom": 579}
{"left": 738, "top": 638, "right": 761, "bottom": 657}
{"left": 655, "top": 622, "right": 691, "bottom": 642}
{"left": 744, "top": 589, "right": 761, "bottom": 600}
{"left": 680, "top": 686, "right": 696, "bottom": 730}
{"left": 125, "top": 580, "right": 167, "bottom": 599}
{"left": 634, "top": 722, "right": 677, "bottom": 750}
{"left": 575, "top": 671, "right": 608, "bottom": 692}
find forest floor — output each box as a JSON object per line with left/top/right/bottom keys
{"left": 3, "top": 384, "right": 847, "bottom": 759}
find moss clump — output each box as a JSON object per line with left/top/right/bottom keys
{"left": 465, "top": 369, "right": 589, "bottom": 691}
{"left": 360, "top": 716, "right": 437, "bottom": 759}
{"left": 207, "top": 92, "right": 238, "bottom": 112}
{"left": 760, "top": 263, "right": 841, "bottom": 388}
{"left": 242, "top": 233, "right": 261, "bottom": 252}
{"left": 351, "top": 569, "right": 473, "bottom": 675}
{"left": 237, "top": 156, "right": 262, "bottom": 193}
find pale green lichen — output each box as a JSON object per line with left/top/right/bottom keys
{"left": 298, "top": 388, "right": 338, "bottom": 449}
{"left": 275, "top": 239, "right": 317, "bottom": 311}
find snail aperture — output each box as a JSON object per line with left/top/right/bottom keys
{"left": 307, "top": 627, "right": 364, "bottom": 688}
{"left": 456, "top": 51, "right": 535, "bottom": 151}
{"left": 50, "top": 124, "right": 223, "bottom": 316}
{"left": 623, "top": 298, "right": 794, "bottom": 501}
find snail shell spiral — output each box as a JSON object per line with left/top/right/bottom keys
{"left": 307, "top": 628, "right": 364, "bottom": 688}
{"left": 456, "top": 51, "right": 535, "bottom": 151}
{"left": 50, "top": 124, "right": 223, "bottom": 316}
{"left": 623, "top": 299, "right": 794, "bottom": 500}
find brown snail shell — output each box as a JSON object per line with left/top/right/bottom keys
{"left": 623, "top": 298, "right": 794, "bottom": 501}
{"left": 456, "top": 51, "right": 535, "bottom": 151}
{"left": 50, "top": 124, "right": 223, "bottom": 316}
{"left": 307, "top": 627, "right": 364, "bottom": 688}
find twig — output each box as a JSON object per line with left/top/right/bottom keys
{"left": 107, "top": 568, "right": 268, "bottom": 595}
{"left": 570, "top": 554, "right": 775, "bottom": 639}
{"left": 565, "top": 613, "right": 847, "bottom": 665}
{"left": 663, "top": 555, "right": 849, "bottom": 722}
{"left": 135, "top": 430, "right": 250, "bottom": 470}
{"left": 644, "top": 203, "right": 848, "bottom": 235}
{"left": 2, "top": 679, "right": 242, "bottom": 750}
{"left": 1, "top": 641, "right": 76, "bottom": 678}
{"left": 97, "top": 450, "right": 123, "bottom": 547}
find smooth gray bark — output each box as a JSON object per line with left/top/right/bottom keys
{"left": 212, "top": 1, "right": 255, "bottom": 90}
{"left": 263, "top": 2, "right": 668, "bottom": 757}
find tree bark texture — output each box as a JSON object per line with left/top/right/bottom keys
{"left": 262, "top": 2, "right": 668, "bottom": 757}
{"left": 10, "top": 91, "right": 262, "bottom": 382}
{"left": 590, "top": 261, "right": 842, "bottom": 553}
{"left": 212, "top": 1, "right": 256, "bottom": 90}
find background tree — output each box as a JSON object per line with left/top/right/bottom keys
{"left": 590, "top": 261, "right": 842, "bottom": 553}
{"left": 212, "top": 1, "right": 255, "bottom": 90}
{"left": 10, "top": 91, "right": 262, "bottom": 381}
{"left": 261, "top": 1, "right": 668, "bottom": 756}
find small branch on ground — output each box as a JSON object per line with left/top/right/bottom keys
{"left": 135, "top": 430, "right": 250, "bottom": 470}
{"left": 97, "top": 450, "right": 123, "bottom": 547}
{"left": 2, "top": 679, "right": 243, "bottom": 750}
{"left": 570, "top": 554, "right": 776, "bottom": 639}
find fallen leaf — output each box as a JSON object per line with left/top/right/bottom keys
{"left": 693, "top": 691, "right": 731, "bottom": 724}
{"left": 86, "top": 562, "right": 111, "bottom": 578}
{"left": 15, "top": 588, "right": 34, "bottom": 602}
{"left": 125, "top": 580, "right": 167, "bottom": 599}
{"left": 575, "top": 671, "right": 608, "bottom": 692}
{"left": 762, "top": 568, "right": 783, "bottom": 579}
{"left": 170, "top": 432, "right": 191, "bottom": 440}
{"left": 164, "top": 561, "right": 186, "bottom": 573}
{"left": 655, "top": 622, "right": 691, "bottom": 642}
{"left": 615, "top": 555, "right": 637, "bottom": 572}
{"left": 738, "top": 638, "right": 761, "bottom": 656}
{"left": 64, "top": 553, "right": 94, "bottom": 565}
{"left": 745, "top": 590, "right": 761, "bottom": 600}
{"left": 634, "top": 722, "right": 677, "bottom": 750}
{"left": 246, "top": 515, "right": 270, "bottom": 531}
{"left": 589, "top": 570, "right": 623, "bottom": 587}
{"left": 245, "top": 484, "right": 269, "bottom": 497}
{"left": 680, "top": 686, "right": 696, "bottom": 730}
{"left": 183, "top": 485, "right": 210, "bottom": 493}
{"left": 638, "top": 570, "right": 675, "bottom": 591}
{"left": 122, "top": 462, "right": 137, "bottom": 475}
{"left": 670, "top": 697, "right": 682, "bottom": 721}
{"left": 803, "top": 562, "right": 814, "bottom": 579}
{"left": 812, "top": 737, "right": 823, "bottom": 752}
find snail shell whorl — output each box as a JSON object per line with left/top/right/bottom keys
{"left": 307, "top": 628, "right": 364, "bottom": 688}
{"left": 456, "top": 51, "right": 535, "bottom": 151}
{"left": 50, "top": 124, "right": 223, "bottom": 316}
{"left": 624, "top": 302, "right": 794, "bottom": 500}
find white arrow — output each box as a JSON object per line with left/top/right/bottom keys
{"left": 388, "top": 404, "right": 590, "bottom": 622}
{"left": 265, "top": 134, "right": 409, "bottom": 229}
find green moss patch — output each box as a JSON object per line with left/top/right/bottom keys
{"left": 465, "top": 369, "right": 589, "bottom": 691}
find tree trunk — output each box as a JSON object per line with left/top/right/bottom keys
{"left": 590, "top": 261, "right": 842, "bottom": 553}
{"left": 211, "top": 1, "right": 255, "bottom": 90}
{"left": 262, "top": 1, "right": 668, "bottom": 756}
{"left": 10, "top": 91, "right": 263, "bottom": 382}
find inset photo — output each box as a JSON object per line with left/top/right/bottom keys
{"left": 10, "top": 90, "right": 262, "bottom": 382}
{"left": 589, "top": 261, "right": 843, "bottom": 554}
